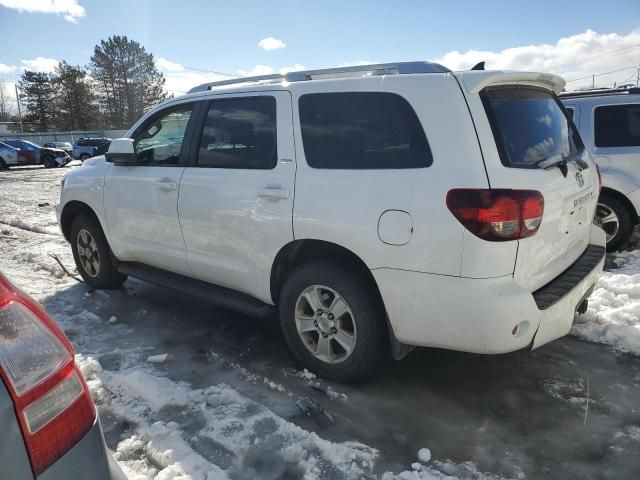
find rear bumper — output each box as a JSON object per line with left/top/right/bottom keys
{"left": 373, "top": 225, "right": 606, "bottom": 354}
{"left": 38, "top": 418, "right": 126, "bottom": 480}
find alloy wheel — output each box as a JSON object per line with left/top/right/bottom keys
{"left": 594, "top": 203, "right": 620, "bottom": 243}
{"left": 294, "top": 285, "right": 357, "bottom": 364}
{"left": 76, "top": 229, "right": 100, "bottom": 277}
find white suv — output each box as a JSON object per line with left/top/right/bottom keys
{"left": 560, "top": 87, "right": 640, "bottom": 250}
{"left": 58, "top": 62, "right": 605, "bottom": 382}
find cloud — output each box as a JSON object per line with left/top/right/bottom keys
{"left": 156, "top": 57, "right": 185, "bottom": 72}
{"left": 20, "top": 57, "right": 59, "bottom": 72}
{"left": 238, "top": 65, "right": 275, "bottom": 77}
{"left": 0, "top": 63, "right": 17, "bottom": 73}
{"left": 279, "top": 64, "right": 305, "bottom": 74}
{"left": 0, "top": 0, "right": 85, "bottom": 23}
{"left": 434, "top": 29, "right": 640, "bottom": 90}
{"left": 258, "top": 37, "right": 286, "bottom": 51}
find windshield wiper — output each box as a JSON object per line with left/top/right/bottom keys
{"left": 535, "top": 156, "right": 569, "bottom": 177}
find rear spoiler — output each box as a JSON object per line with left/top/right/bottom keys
{"left": 453, "top": 71, "right": 566, "bottom": 95}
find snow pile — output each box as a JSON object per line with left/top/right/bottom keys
{"left": 381, "top": 449, "right": 513, "bottom": 480}
{"left": 77, "top": 355, "right": 378, "bottom": 479}
{"left": 572, "top": 249, "right": 640, "bottom": 355}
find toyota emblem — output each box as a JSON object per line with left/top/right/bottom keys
{"left": 575, "top": 171, "right": 584, "bottom": 188}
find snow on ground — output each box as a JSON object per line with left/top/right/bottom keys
{"left": 572, "top": 244, "right": 640, "bottom": 355}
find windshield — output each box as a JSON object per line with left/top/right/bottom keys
{"left": 481, "top": 86, "right": 583, "bottom": 168}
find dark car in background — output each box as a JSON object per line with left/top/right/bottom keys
{"left": 43, "top": 142, "right": 73, "bottom": 157}
{"left": 72, "top": 138, "right": 111, "bottom": 161}
{"left": 0, "top": 273, "right": 126, "bottom": 480}
{"left": 2, "top": 140, "right": 71, "bottom": 168}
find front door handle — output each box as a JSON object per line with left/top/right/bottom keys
{"left": 154, "top": 178, "right": 178, "bottom": 190}
{"left": 257, "top": 186, "right": 290, "bottom": 200}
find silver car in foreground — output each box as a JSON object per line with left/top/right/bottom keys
{"left": 0, "top": 273, "right": 126, "bottom": 480}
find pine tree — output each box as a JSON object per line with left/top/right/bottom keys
{"left": 53, "top": 61, "right": 100, "bottom": 131}
{"left": 18, "top": 71, "right": 55, "bottom": 132}
{"left": 89, "top": 35, "right": 169, "bottom": 129}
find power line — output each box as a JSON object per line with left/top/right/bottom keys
{"left": 565, "top": 65, "right": 638, "bottom": 83}
{"left": 546, "top": 43, "right": 640, "bottom": 71}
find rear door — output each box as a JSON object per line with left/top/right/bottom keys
{"left": 178, "top": 91, "right": 295, "bottom": 303}
{"left": 456, "top": 72, "right": 599, "bottom": 291}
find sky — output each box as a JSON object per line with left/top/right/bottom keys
{"left": 0, "top": 0, "right": 639, "bottom": 103}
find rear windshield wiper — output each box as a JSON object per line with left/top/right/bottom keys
{"left": 535, "top": 156, "right": 569, "bottom": 177}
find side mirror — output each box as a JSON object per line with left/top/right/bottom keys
{"left": 105, "top": 138, "right": 136, "bottom": 164}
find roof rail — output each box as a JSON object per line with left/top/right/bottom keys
{"left": 559, "top": 86, "right": 640, "bottom": 98}
{"left": 187, "top": 61, "right": 450, "bottom": 94}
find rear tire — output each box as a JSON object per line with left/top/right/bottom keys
{"left": 79, "top": 153, "right": 90, "bottom": 162}
{"left": 279, "top": 262, "right": 388, "bottom": 383}
{"left": 595, "top": 193, "right": 633, "bottom": 252}
{"left": 70, "top": 214, "right": 127, "bottom": 289}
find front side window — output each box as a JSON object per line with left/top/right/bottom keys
{"left": 595, "top": 104, "right": 640, "bottom": 148}
{"left": 481, "top": 86, "right": 583, "bottom": 168}
{"left": 197, "top": 96, "right": 277, "bottom": 169}
{"left": 134, "top": 105, "right": 193, "bottom": 165}
{"left": 299, "top": 92, "right": 431, "bottom": 169}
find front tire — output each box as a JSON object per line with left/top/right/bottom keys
{"left": 70, "top": 214, "right": 127, "bottom": 289}
{"left": 42, "top": 155, "right": 56, "bottom": 168}
{"left": 594, "top": 193, "right": 633, "bottom": 252}
{"left": 279, "top": 262, "right": 387, "bottom": 382}
{"left": 0, "top": 157, "right": 7, "bottom": 170}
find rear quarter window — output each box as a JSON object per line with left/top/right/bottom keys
{"left": 594, "top": 104, "right": 640, "bottom": 147}
{"left": 481, "top": 86, "right": 583, "bottom": 168}
{"left": 298, "top": 92, "right": 432, "bottom": 169}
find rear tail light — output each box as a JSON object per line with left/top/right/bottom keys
{"left": 446, "top": 189, "right": 544, "bottom": 241}
{"left": 0, "top": 276, "right": 95, "bottom": 475}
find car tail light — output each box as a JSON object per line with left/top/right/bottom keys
{"left": 596, "top": 163, "right": 602, "bottom": 192}
{"left": 446, "top": 189, "right": 544, "bottom": 241}
{"left": 0, "top": 275, "right": 95, "bottom": 475}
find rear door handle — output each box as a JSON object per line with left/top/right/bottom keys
{"left": 257, "top": 186, "right": 290, "bottom": 200}
{"left": 154, "top": 178, "right": 178, "bottom": 190}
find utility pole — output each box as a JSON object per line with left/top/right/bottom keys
{"left": 636, "top": 65, "right": 639, "bottom": 87}
{"left": 592, "top": 74, "right": 595, "bottom": 89}
{"left": 14, "top": 84, "right": 23, "bottom": 134}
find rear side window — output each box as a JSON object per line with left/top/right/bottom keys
{"left": 481, "top": 86, "right": 583, "bottom": 168}
{"left": 299, "top": 92, "right": 432, "bottom": 169}
{"left": 197, "top": 96, "right": 277, "bottom": 169}
{"left": 594, "top": 104, "right": 640, "bottom": 147}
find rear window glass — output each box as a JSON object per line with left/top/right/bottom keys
{"left": 481, "top": 86, "right": 583, "bottom": 168}
{"left": 299, "top": 92, "right": 432, "bottom": 169}
{"left": 594, "top": 104, "right": 640, "bottom": 148}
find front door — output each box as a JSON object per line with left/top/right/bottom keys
{"left": 104, "top": 103, "right": 195, "bottom": 276}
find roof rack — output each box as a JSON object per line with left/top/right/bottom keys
{"left": 187, "top": 61, "right": 450, "bottom": 94}
{"left": 559, "top": 85, "right": 640, "bottom": 98}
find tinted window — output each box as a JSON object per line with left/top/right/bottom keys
{"left": 481, "top": 86, "right": 583, "bottom": 168}
{"left": 299, "top": 92, "right": 431, "bottom": 169}
{"left": 134, "top": 105, "right": 193, "bottom": 165}
{"left": 594, "top": 104, "right": 640, "bottom": 147}
{"left": 76, "top": 139, "right": 88, "bottom": 146}
{"left": 197, "top": 96, "right": 277, "bottom": 169}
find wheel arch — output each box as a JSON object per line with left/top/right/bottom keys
{"left": 270, "top": 239, "right": 413, "bottom": 360}
{"left": 600, "top": 187, "right": 639, "bottom": 224}
{"left": 60, "top": 200, "right": 102, "bottom": 242}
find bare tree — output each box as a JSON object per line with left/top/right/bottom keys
{"left": 0, "top": 84, "right": 12, "bottom": 122}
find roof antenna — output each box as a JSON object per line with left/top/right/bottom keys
{"left": 471, "top": 61, "right": 485, "bottom": 71}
